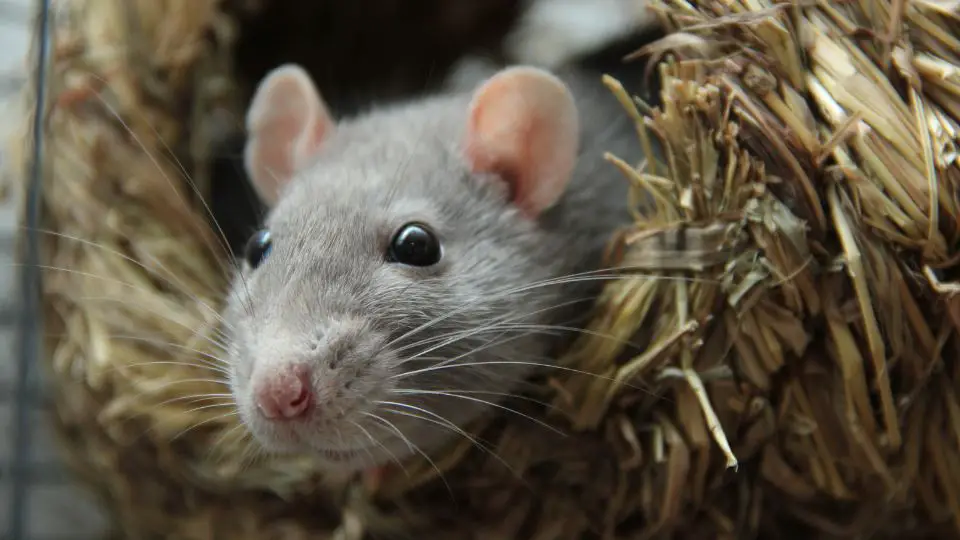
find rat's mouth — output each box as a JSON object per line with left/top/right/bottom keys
{"left": 248, "top": 429, "right": 374, "bottom": 463}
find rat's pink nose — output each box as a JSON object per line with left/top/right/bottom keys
{"left": 254, "top": 366, "right": 314, "bottom": 420}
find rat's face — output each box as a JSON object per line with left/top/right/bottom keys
{"left": 224, "top": 64, "right": 583, "bottom": 476}
{"left": 224, "top": 135, "right": 565, "bottom": 474}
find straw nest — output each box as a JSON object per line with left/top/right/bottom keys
{"left": 8, "top": 0, "right": 960, "bottom": 538}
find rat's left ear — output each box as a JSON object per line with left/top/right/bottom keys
{"left": 463, "top": 66, "right": 579, "bottom": 217}
{"left": 244, "top": 64, "right": 336, "bottom": 206}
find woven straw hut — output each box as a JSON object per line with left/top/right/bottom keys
{"left": 6, "top": 0, "right": 959, "bottom": 538}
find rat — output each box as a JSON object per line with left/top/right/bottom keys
{"left": 222, "top": 8, "right": 659, "bottom": 481}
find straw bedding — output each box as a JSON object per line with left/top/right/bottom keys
{"left": 7, "top": 0, "right": 960, "bottom": 538}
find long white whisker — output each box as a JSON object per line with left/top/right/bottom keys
{"left": 121, "top": 358, "right": 231, "bottom": 377}
{"left": 116, "top": 378, "right": 232, "bottom": 403}
{"left": 236, "top": 433, "right": 266, "bottom": 469}
{"left": 360, "top": 412, "right": 433, "bottom": 481}
{"left": 396, "top": 360, "right": 634, "bottom": 388}
{"left": 402, "top": 332, "right": 531, "bottom": 378}
{"left": 393, "top": 388, "right": 554, "bottom": 411}
{"left": 391, "top": 295, "right": 600, "bottom": 377}
{"left": 23, "top": 264, "right": 233, "bottom": 329}
{"left": 167, "top": 410, "right": 239, "bottom": 442}
{"left": 28, "top": 228, "right": 228, "bottom": 323}
{"left": 179, "top": 402, "right": 238, "bottom": 417}
{"left": 376, "top": 400, "right": 485, "bottom": 450}
{"left": 391, "top": 295, "right": 593, "bottom": 358}
{"left": 395, "top": 326, "right": 650, "bottom": 392}
{"left": 207, "top": 422, "right": 251, "bottom": 460}
{"left": 350, "top": 419, "right": 405, "bottom": 472}
{"left": 377, "top": 404, "right": 524, "bottom": 483}
{"left": 88, "top": 83, "right": 238, "bottom": 279}
{"left": 151, "top": 393, "right": 235, "bottom": 409}
{"left": 414, "top": 321, "right": 644, "bottom": 364}
{"left": 384, "top": 265, "right": 711, "bottom": 350}
{"left": 68, "top": 334, "right": 232, "bottom": 374}
{"left": 390, "top": 391, "right": 563, "bottom": 436}
{"left": 71, "top": 295, "right": 231, "bottom": 348}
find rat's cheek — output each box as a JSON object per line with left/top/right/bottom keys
{"left": 234, "top": 394, "right": 262, "bottom": 442}
{"left": 366, "top": 361, "right": 403, "bottom": 405}
{"left": 228, "top": 334, "right": 258, "bottom": 380}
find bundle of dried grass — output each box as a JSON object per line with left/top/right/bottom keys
{"left": 8, "top": 0, "right": 960, "bottom": 538}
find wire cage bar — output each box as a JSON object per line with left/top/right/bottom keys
{"left": 1, "top": 1, "right": 103, "bottom": 539}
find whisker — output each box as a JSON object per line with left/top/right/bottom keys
{"left": 389, "top": 391, "right": 564, "bottom": 436}
{"left": 360, "top": 412, "right": 415, "bottom": 457}
{"left": 399, "top": 332, "right": 533, "bottom": 382}
{"left": 172, "top": 410, "right": 239, "bottom": 439}
{"left": 350, "top": 419, "right": 406, "bottom": 473}
{"left": 88, "top": 83, "right": 238, "bottom": 282}
{"left": 393, "top": 388, "right": 555, "bottom": 411}
{"left": 27, "top": 228, "right": 228, "bottom": 323}
{"left": 397, "top": 359, "right": 637, "bottom": 389}
{"left": 179, "top": 402, "right": 238, "bottom": 417}
{"left": 390, "top": 295, "right": 603, "bottom": 379}
{"left": 21, "top": 264, "right": 233, "bottom": 329}
{"left": 57, "top": 334, "right": 232, "bottom": 374}
{"left": 72, "top": 295, "right": 231, "bottom": 346}
{"left": 161, "top": 410, "right": 239, "bottom": 444}
{"left": 384, "top": 265, "right": 713, "bottom": 350}
{"left": 391, "top": 295, "right": 593, "bottom": 358}
{"left": 67, "top": 72, "right": 259, "bottom": 318}
{"left": 394, "top": 313, "right": 648, "bottom": 389}
{"left": 151, "top": 393, "right": 235, "bottom": 409}
{"left": 206, "top": 422, "right": 252, "bottom": 460}
{"left": 376, "top": 400, "right": 486, "bottom": 451}
{"left": 119, "top": 358, "right": 231, "bottom": 378}
{"left": 116, "top": 378, "right": 231, "bottom": 400}
{"left": 361, "top": 412, "right": 451, "bottom": 493}
{"left": 104, "top": 384, "right": 235, "bottom": 432}
{"left": 418, "top": 321, "right": 646, "bottom": 362}
{"left": 377, "top": 404, "right": 524, "bottom": 484}
{"left": 235, "top": 433, "right": 266, "bottom": 469}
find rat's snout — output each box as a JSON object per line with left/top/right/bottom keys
{"left": 245, "top": 317, "right": 386, "bottom": 423}
{"left": 239, "top": 315, "right": 397, "bottom": 459}
{"left": 253, "top": 364, "right": 313, "bottom": 420}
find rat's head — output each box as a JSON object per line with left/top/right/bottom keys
{"left": 224, "top": 63, "right": 585, "bottom": 476}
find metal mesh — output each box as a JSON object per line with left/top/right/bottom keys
{"left": 1, "top": 0, "right": 108, "bottom": 538}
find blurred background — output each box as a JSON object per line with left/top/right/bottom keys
{"left": 0, "top": 1, "right": 111, "bottom": 538}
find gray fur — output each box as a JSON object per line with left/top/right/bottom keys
{"left": 223, "top": 64, "right": 642, "bottom": 478}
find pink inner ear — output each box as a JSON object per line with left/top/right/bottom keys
{"left": 244, "top": 65, "right": 335, "bottom": 206}
{"left": 464, "top": 67, "right": 579, "bottom": 218}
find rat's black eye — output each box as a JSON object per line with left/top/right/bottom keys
{"left": 244, "top": 229, "right": 273, "bottom": 269}
{"left": 387, "top": 223, "right": 442, "bottom": 267}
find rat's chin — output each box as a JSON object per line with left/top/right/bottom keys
{"left": 309, "top": 444, "right": 405, "bottom": 479}
{"left": 314, "top": 446, "right": 376, "bottom": 467}
{"left": 236, "top": 407, "right": 310, "bottom": 455}
{"left": 239, "top": 414, "right": 394, "bottom": 471}
{"left": 247, "top": 425, "right": 310, "bottom": 455}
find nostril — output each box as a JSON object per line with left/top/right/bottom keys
{"left": 287, "top": 384, "right": 311, "bottom": 412}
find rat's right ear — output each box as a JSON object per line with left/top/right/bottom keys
{"left": 244, "top": 64, "right": 335, "bottom": 206}
{"left": 463, "top": 66, "right": 579, "bottom": 218}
